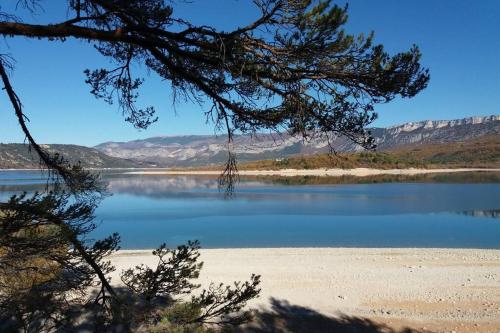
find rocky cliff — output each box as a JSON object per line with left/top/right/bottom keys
{"left": 95, "top": 115, "right": 500, "bottom": 167}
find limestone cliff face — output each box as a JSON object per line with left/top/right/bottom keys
{"left": 374, "top": 115, "right": 500, "bottom": 148}
{"left": 93, "top": 115, "right": 499, "bottom": 167}
{"left": 3, "top": 116, "right": 497, "bottom": 169}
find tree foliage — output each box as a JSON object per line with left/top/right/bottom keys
{"left": 0, "top": 193, "right": 261, "bottom": 332}
{"left": 0, "top": 192, "right": 117, "bottom": 331}
{"left": 0, "top": 1, "right": 429, "bottom": 332}
{"left": 0, "top": 0, "right": 429, "bottom": 177}
{"left": 121, "top": 241, "right": 203, "bottom": 302}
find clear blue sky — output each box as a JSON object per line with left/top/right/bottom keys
{"left": 0, "top": 0, "right": 498, "bottom": 146}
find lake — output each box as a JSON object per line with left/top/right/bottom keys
{"left": 0, "top": 170, "right": 499, "bottom": 249}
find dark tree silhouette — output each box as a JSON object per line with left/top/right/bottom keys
{"left": 0, "top": 0, "right": 429, "bottom": 180}
{"left": 0, "top": 1, "right": 429, "bottom": 332}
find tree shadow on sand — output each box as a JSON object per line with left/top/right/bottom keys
{"left": 235, "top": 298, "right": 430, "bottom": 333}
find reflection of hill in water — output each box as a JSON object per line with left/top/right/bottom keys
{"left": 105, "top": 175, "right": 275, "bottom": 200}
{"left": 107, "top": 175, "right": 219, "bottom": 192}
{"left": 106, "top": 176, "right": 217, "bottom": 199}
{"left": 100, "top": 175, "right": 500, "bottom": 217}
{"left": 105, "top": 171, "right": 500, "bottom": 197}
{"left": 459, "top": 210, "right": 499, "bottom": 219}
{"left": 2, "top": 173, "right": 499, "bottom": 219}
{"left": 258, "top": 172, "right": 500, "bottom": 186}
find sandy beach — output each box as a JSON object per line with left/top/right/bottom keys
{"left": 110, "top": 248, "right": 500, "bottom": 333}
{"left": 125, "top": 168, "right": 500, "bottom": 177}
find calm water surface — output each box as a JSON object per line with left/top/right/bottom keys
{"left": 1, "top": 171, "right": 499, "bottom": 249}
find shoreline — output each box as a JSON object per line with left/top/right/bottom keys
{"left": 114, "top": 246, "right": 500, "bottom": 253}
{"left": 2, "top": 167, "right": 499, "bottom": 178}
{"left": 110, "top": 247, "right": 500, "bottom": 333}
{"left": 125, "top": 167, "right": 500, "bottom": 177}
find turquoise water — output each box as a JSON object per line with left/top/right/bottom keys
{"left": 1, "top": 171, "right": 499, "bottom": 249}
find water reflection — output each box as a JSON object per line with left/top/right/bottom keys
{"left": 2, "top": 172, "right": 499, "bottom": 218}
{"left": 100, "top": 174, "right": 500, "bottom": 217}
{"left": 257, "top": 172, "right": 500, "bottom": 186}
{"left": 1, "top": 171, "right": 499, "bottom": 248}
{"left": 106, "top": 175, "right": 220, "bottom": 199}
{"left": 459, "top": 210, "right": 499, "bottom": 219}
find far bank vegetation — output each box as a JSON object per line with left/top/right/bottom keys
{"left": 234, "top": 135, "right": 499, "bottom": 170}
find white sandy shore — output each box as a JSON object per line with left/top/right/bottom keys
{"left": 125, "top": 167, "right": 500, "bottom": 177}
{"left": 110, "top": 248, "right": 500, "bottom": 333}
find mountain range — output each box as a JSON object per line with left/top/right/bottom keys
{"left": 1, "top": 115, "right": 498, "bottom": 169}
{"left": 0, "top": 144, "right": 153, "bottom": 169}
{"left": 95, "top": 115, "right": 500, "bottom": 167}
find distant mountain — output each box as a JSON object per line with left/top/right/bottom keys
{"left": 237, "top": 135, "right": 499, "bottom": 170}
{"left": 370, "top": 115, "right": 500, "bottom": 148}
{"left": 95, "top": 115, "right": 500, "bottom": 167}
{"left": 3, "top": 116, "right": 497, "bottom": 169}
{"left": 0, "top": 144, "right": 154, "bottom": 169}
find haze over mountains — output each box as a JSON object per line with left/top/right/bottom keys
{"left": 1, "top": 115, "right": 498, "bottom": 169}
{"left": 95, "top": 115, "right": 499, "bottom": 167}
